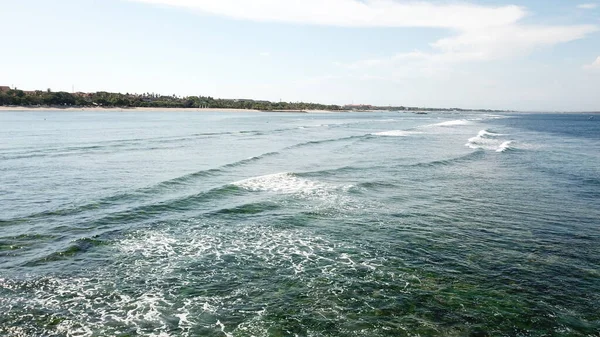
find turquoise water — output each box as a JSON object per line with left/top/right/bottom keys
{"left": 1, "top": 111, "right": 599, "bottom": 336}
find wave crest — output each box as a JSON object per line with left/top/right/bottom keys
{"left": 233, "top": 172, "right": 322, "bottom": 195}
{"left": 496, "top": 141, "right": 514, "bottom": 152}
{"left": 426, "top": 119, "right": 472, "bottom": 127}
{"left": 466, "top": 129, "right": 514, "bottom": 152}
{"left": 372, "top": 130, "right": 422, "bottom": 137}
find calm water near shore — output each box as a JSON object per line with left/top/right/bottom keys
{"left": 1, "top": 110, "right": 599, "bottom": 336}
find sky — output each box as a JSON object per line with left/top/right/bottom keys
{"left": 0, "top": 0, "right": 599, "bottom": 111}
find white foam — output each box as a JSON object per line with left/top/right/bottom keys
{"left": 476, "top": 129, "right": 504, "bottom": 138}
{"left": 484, "top": 114, "right": 509, "bottom": 119}
{"left": 1, "top": 275, "right": 188, "bottom": 337}
{"left": 216, "top": 320, "right": 233, "bottom": 337}
{"left": 119, "top": 232, "right": 177, "bottom": 258}
{"left": 467, "top": 130, "right": 500, "bottom": 145}
{"left": 233, "top": 172, "right": 321, "bottom": 194}
{"left": 372, "top": 130, "right": 422, "bottom": 137}
{"left": 465, "top": 129, "right": 514, "bottom": 152}
{"left": 426, "top": 119, "right": 472, "bottom": 127}
{"left": 496, "top": 141, "right": 513, "bottom": 152}
{"left": 2, "top": 222, "right": 421, "bottom": 336}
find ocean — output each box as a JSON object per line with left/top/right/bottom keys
{"left": 0, "top": 110, "right": 599, "bottom": 336}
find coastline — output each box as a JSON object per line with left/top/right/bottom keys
{"left": 7, "top": 106, "right": 596, "bottom": 114}
{"left": 0, "top": 106, "right": 346, "bottom": 113}
{"left": 0, "top": 106, "right": 257, "bottom": 113}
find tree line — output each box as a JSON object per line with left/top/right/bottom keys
{"left": 0, "top": 89, "right": 343, "bottom": 111}
{"left": 0, "top": 88, "right": 508, "bottom": 112}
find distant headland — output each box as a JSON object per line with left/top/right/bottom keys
{"left": 0, "top": 86, "right": 508, "bottom": 113}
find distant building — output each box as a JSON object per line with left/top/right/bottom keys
{"left": 344, "top": 104, "right": 374, "bottom": 110}
{"left": 0, "top": 86, "right": 11, "bottom": 92}
{"left": 227, "top": 98, "right": 270, "bottom": 104}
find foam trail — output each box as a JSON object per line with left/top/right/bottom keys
{"left": 426, "top": 119, "right": 472, "bottom": 127}
{"left": 216, "top": 320, "right": 233, "bottom": 337}
{"left": 476, "top": 130, "right": 504, "bottom": 137}
{"left": 372, "top": 130, "right": 422, "bottom": 137}
{"left": 484, "top": 114, "right": 509, "bottom": 119}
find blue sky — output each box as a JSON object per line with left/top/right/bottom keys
{"left": 1, "top": 0, "right": 599, "bottom": 111}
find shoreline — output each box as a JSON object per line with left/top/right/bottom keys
{"left": 2, "top": 106, "right": 596, "bottom": 114}
{"left": 0, "top": 106, "right": 322, "bottom": 113}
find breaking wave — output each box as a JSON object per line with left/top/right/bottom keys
{"left": 496, "top": 141, "right": 514, "bottom": 153}
{"left": 231, "top": 172, "right": 359, "bottom": 215}
{"left": 233, "top": 172, "right": 322, "bottom": 194}
{"left": 425, "top": 119, "right": 472, "bottom": 128}
{"left": 466, "top": 129, "right": 514, "bottom": 152}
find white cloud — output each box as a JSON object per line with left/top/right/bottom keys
{"left": 129, "top": 0, "right": 526, "bottom": 29}
{"left": 577, "top": 3, "right": 598, "bottom": 9}
{"left": 430, "top": 24, "right": 597, "bottom": 61}
{"left": 583, "top": 56, "right": 600, "bottom": 70}
{"left": 341, "top": 23, "right": 596, "bottom": 73}
{"left": 129, "top": 0, "right": 598, "bottom": 73}
{"left": 259, "top": 52, "right": 270, "bottom": 57}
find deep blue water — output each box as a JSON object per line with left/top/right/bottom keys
{"left": 1, "top": 111, "right": 599, "bottom": 336}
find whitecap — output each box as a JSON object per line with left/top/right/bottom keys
{"left": 476, "top": 129, "right": 504, "bottom": 137}
{"left": 483, "top": 114, "right": 509, "bottom": 119}
{"left": 496, "top": 141, "right": 514, "bottom": 152}
{"left": 232, "top": 172, "right": 322, "bottom": 194}
{"left": 465, "top": 129, "right": 514, "bottom": 152}
{"left": 372, "top": 130, "right": 422, "bottom": 137}
{"left": 426, "top": 119, "right": 472, "bottom": 127}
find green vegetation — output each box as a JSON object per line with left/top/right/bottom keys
{"left": 0, "top": 88, "right": 507, "bottom": 112}
{"left": 0, "top": 89, "right": 342, "bottom": 111}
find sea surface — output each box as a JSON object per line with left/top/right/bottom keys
{"left": 0, "top": 110, "right": 599, "bottom": 337}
